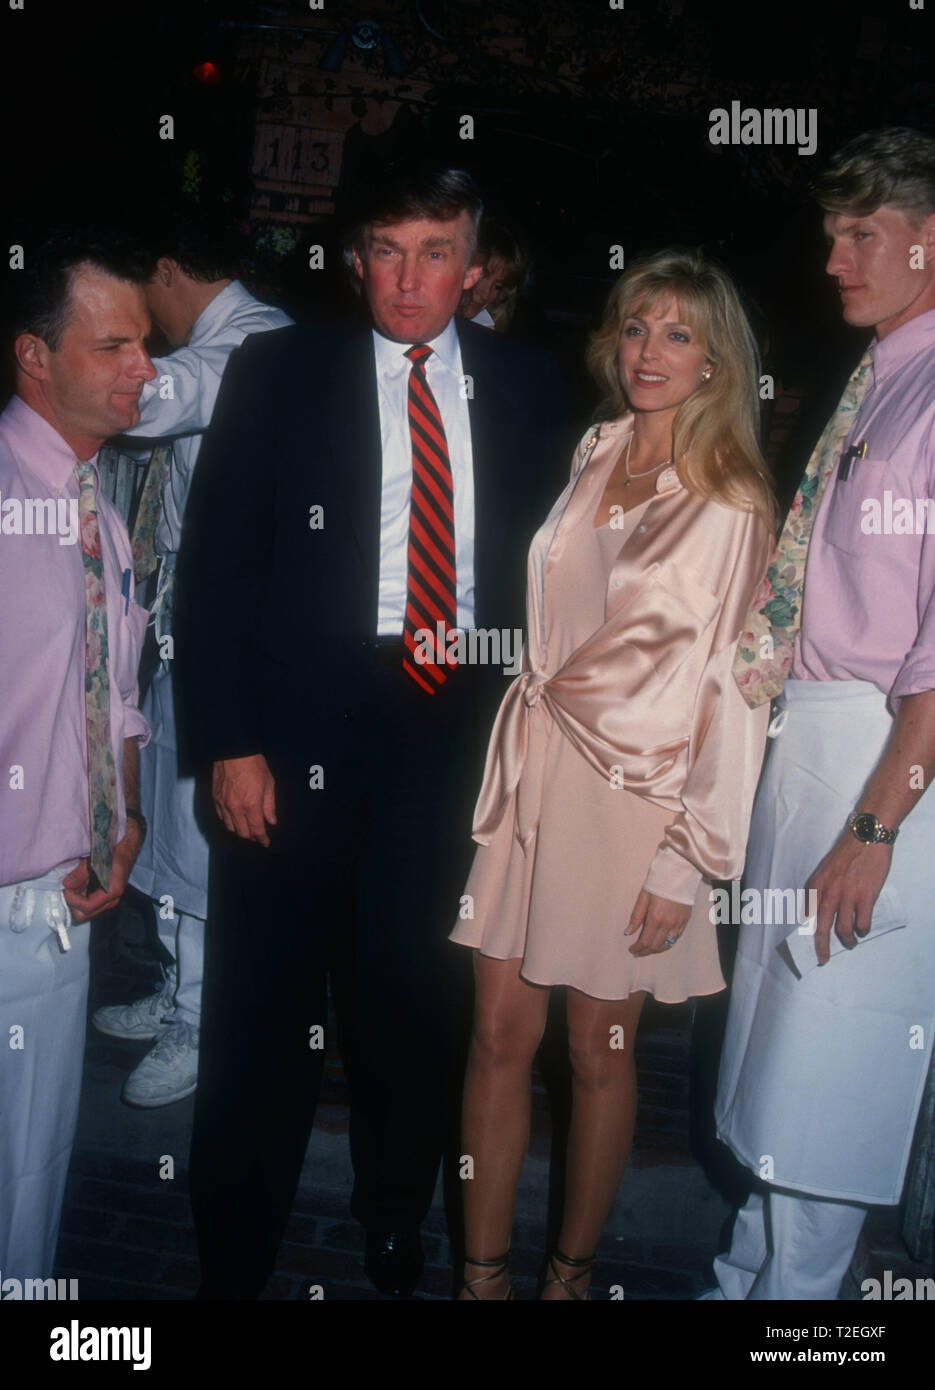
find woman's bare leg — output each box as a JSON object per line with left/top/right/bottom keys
{"left": 458, "top": 953, "right": 550, "bottom": 1299}
{"left": 541, "top": 988, "right": 647, "bottom": 1300}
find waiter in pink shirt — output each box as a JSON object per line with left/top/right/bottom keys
{"left": 0, "top": 231, "right": 153, "bottom": 1280}
{"left": 707, "top": 128, "right": 935, "bottom": 1300}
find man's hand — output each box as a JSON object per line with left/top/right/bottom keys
{"left": 212, "top": 754, "right": 277, "bottom": 846}
{"left": 625, "top": 889, "right": 692, "bottom": 956}
{"left": 805, "top": 831, "right": 892, "bottom": 965}
{"left": 63, "top": 819, "right": 145, "bottom": 923}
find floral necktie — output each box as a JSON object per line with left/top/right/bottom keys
{"left": 732, "top": 348, "right": 873, "bottom": 709}
{"left": 131, "top": 442, "right": 173, "bottom": 583}
{"left": 76, "top": 460, "right": 118, "bottom": 885}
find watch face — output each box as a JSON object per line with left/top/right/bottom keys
{"left": 852, "top": 813, "right": 877, "bottom": 841}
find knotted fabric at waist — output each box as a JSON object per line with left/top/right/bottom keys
{"left": 471, "top": 657, "right": 689, "bottom": 851}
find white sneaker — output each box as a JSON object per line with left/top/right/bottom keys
{"left": 92, "top": 967, "right": 177, "bottom": 1040}
{"left": 121, "top": 1017, "right": 200, "bottom": 1108}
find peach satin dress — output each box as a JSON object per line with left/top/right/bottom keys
{"left": 450, "top": 418, "right": 772, "bottom": 1002}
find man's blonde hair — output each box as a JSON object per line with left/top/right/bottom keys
{"left": 812, "top": 127, "right": 935, "bottom": 225}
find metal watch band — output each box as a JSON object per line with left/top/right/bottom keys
{"left": 847, "top": 811, "right": 898, "bottom": 845}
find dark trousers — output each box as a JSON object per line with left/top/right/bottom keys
{"left": 189, "top": 657, "right": 481, "bottom": 1295}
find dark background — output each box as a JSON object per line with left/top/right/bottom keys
{"left": 2, "top": 0, "right": 933, "bottom": 501}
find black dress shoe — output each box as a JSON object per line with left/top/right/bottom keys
{"left": 364, "top": 1229, "right": 424, "bottom": 1297}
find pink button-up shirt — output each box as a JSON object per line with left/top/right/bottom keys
{"left": 0, "top": 396, "right": 150, "bottom": 886}
{"left": 791, "top": 308, "right": 935, "bottom": 709}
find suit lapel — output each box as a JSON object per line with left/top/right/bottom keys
{"left": 323, "top": 319, "right": 521, "bottom": 630}
{"left": 326, "top": 325, "right": 382, "bottom": 613}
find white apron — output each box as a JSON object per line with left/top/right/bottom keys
{"left": 715, "top": 679, "right": 935, "bottom": 1204}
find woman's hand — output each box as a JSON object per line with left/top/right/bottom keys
{"left": 625, "top": 889, "right": 691, "bottom": 956}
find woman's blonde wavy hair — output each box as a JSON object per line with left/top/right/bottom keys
{"left": 587, "top": 248, "right": 776, "bottom": 529}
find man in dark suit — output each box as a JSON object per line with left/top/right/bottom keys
{"left": 176, "top": 164, "right": 568, "bottom": 1299}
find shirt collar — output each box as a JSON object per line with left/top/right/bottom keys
{"left": 372, "top": 316, "right": 460, "bottom": 374}
{"left": 871, "top": 306, "right": 935, "bottom": 387}
{"left": 189, "top": 280, "right": 247, "bottom": 346}
{"left": 0, "top": 395, "right": 93, "bottom": 493}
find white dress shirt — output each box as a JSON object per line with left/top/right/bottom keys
{"left": 372, "top": 319, "right": 475, "bottom": 633}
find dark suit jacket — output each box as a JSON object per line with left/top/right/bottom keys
{"left": 175, "top": 316, "right": 569, "bottom": 828}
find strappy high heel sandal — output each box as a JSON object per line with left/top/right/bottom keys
{"left": 541, "top": 1247, "right": 596, "bottom": 1300}
{"left": 461, "top": 1252, "right": 514, "bottom": 1300}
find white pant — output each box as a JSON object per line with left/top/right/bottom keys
{"left": 132, "top": 662, "right": 206, "bottom": 1024}
{"left": 0, "top": 872, "right": 89, "bottom": 1278}
{"left": 156, "top": 908, "right": 202, "bottom": 1025}
{"left": 708, "top": 1189, "right": 868, "bottom": 1300}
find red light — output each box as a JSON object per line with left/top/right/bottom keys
{"left": 193, "top": 61, "right": 221, "bottom": 85}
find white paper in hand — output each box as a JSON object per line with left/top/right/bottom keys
{"left": 781, "top": 883, "right": 906, "bottom": 978}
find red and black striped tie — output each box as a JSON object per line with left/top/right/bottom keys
{"left": 402, "top": 344, "right": 458, "bottom": 694}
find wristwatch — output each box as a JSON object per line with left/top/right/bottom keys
{"left": 125, "top": 807, "right": 148, "bottom": 840}
{"left": 847, "top": 811, "right": 898, "bottom": 845}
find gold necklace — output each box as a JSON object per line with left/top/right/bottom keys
{"left": 623, "top": 435, "right": 670, "bottom": 486}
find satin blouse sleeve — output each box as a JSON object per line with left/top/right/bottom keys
{"left": 641, "top": 504, "right": 772, "bottom": 905}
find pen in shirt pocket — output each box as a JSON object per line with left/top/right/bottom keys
{"left": 837, "top": 438, "right": 867, "bottom": 481}
{"left": 121, "top": 568, "right": 131, "bottom": 614}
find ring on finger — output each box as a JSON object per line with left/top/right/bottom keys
{"left": 663, "top": 933, "right": 678, "bottom": 948}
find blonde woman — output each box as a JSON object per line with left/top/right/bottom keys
{"left": 451, "top": 249, "right": 776, "bottom": 1299}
